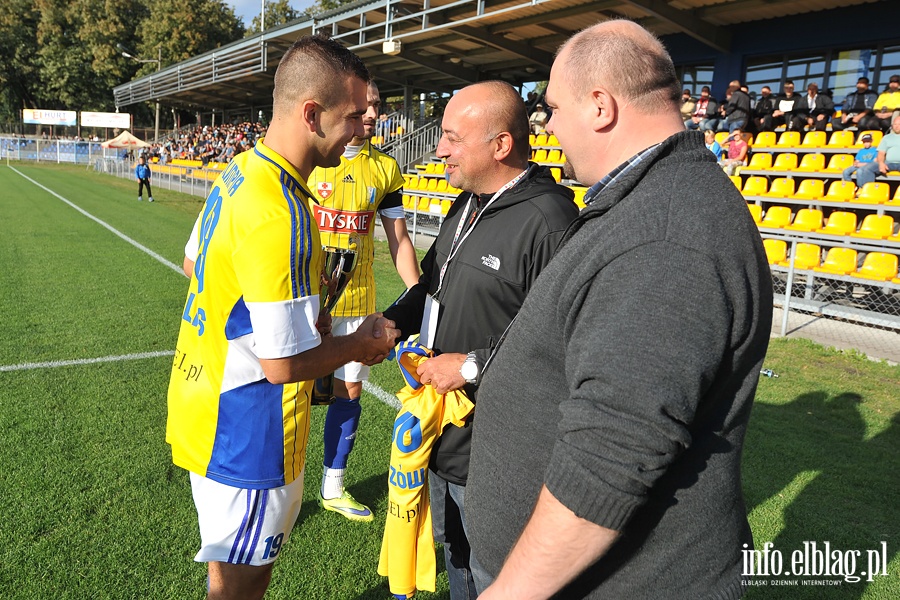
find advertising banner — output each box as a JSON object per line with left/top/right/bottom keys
{"left": 23, "top": 109, "right": 77, "bottom": 127}
{"left": 81, "top": 111, "right": 131, "bottom": 129}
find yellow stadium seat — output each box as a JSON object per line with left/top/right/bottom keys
{"left": 436, "top": 163, "right": 446, "bottom": 175}
{"left": 571, "top": 186, "right": 587, "bottom": 208}
{"left": 715, "top": 131, "right": 730, "bottom": 146}
{"left": 855, "top": 182, "right": 889, "bottom": 205}
{"left": 742, "top": 176, "right": 768, "bottom": 196}
{"left": 791, "top": 179, "right": 825, "bottom": 201}
{"left": 777, "top": 243, "right": 821, "bottom": 270}
{"left": 795, "top": 153, "right": 825, "bottom": 172}
{"left": 850, "top": 252, "right": 899, "bottom": 281}
{"left": 729, "top": 175, "right": 742, "bottom": 190}
{"left": 402, "top": 194, "right": 414, "bottom": 209}
{"left": 820, "top": 211, "right": 857, "bottom": 236}
{"left": 426, "top": 178, "right": 439, "bottom": 192}
{"left": 824, "top": 180, "right": 856, "bottom": 202}
{"left": 776, "top": 131, "right": 801, "bottom": 148}
{"left": 771, "top": 153, "right": 798, "bottom": 171}
{"left": 851, "top": 214, "right": 894, "bottom": 240}
{"left": 761, "top": 178, "right": 795, "bottom": 198}
{"left": 550, "top": 167, "right": 562, "bottom": 182}
{"left": 529, "top": 134, "right": 536, "bottom": 146}
{"left": 548, "top": 134, "right": 560, "bottom": 147}
{"left": 436, "top": 179, "right": 448, "bottom": 192}
{"left": 889, "top": 186, "right": 900, "bottom": 207}
{"left": 560, "top": 152, "right": 567, "bottom": 164}
{"left": 855, "top": 130, "right": 882, "bottom": 147}
{"left": 761, "top": 205, "right": 792, "bottom": 228}
{"left": 425, "top": 163, "right": 436, "bottom": 174}
{"left": 814, "top": 247, "right": 858, "bottom": 275}
{"left": 822, "top": 153, "right": 854, "bottom": 173}
{"left": 416, "top": 197, "right": 430, "bottom": 212}
{"left": 826, "top": 130, "right": 855, "bottom": 149}
{"left": 547, "top": 149, "right": 562, "bottom": 163}
{"left": 441, "top": 199, "right": 453, "bottom": 215}
{"left": 763, "top": 239, "right": 787, "bottom": 264}
{"left": 785, "top": 208, "right": 824, "bottom": 232}
{"left": 753, "top": 131, "right": 776, "bottom": 147}
{"left": 534, "top": 148, "right": 548, "bottom": 162}
{"left": 799, "top": 131, "right": 826, "bottom": 148}
{"left": 746, "top": 153, "right": 772, "bottom": 170}
{"left": 535, "top": 134, "right": 549, "bottom": 147}
{"left": 747, "top": 203, "right": 762, "bottom": 224}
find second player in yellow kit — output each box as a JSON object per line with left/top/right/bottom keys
{"left": 308, "top": 80, "right": 421, "bottom": 522}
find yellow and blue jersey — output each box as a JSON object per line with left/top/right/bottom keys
{"left": 167, "top": 139, "right": 322, "bottom": 490}
{"left": 308, "top": 140, "right": 404, "bottom": 317}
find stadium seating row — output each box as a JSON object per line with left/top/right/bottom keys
{"left": 750, "top": 205, "right": 899, "bottom": 241}
{"left": 738, "top": 178, "right": 900, "bottom": 205}
{"left": 761, "top": 239, "right": 899, "bottom": 282}
{"left": 750, "top": 129, "right": 882, "bottom": 151}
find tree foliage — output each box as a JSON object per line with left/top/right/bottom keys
{"left": 246, "top": 0, "right": 305, "bottom": 36}
{"left": 0, "top": 0, "right": 245, "bottom": 125}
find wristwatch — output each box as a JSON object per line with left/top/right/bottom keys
{"left": 459, "top": 352, "right": 479, "bottom": 385}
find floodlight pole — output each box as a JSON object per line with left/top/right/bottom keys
{"left": 119, "top": 44, "right": 162, "bottom": 141}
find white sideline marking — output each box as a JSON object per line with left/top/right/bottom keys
{"left": 0, "top": 351, "right": 175, "bottom": 372}
{"left": 0, "top": 349, "right": 402, "bottom": 410}
{"left": 8, "top": 165, "right": 183, "bottom": 275}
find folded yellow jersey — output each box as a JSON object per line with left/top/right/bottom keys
{"left": 378, "top": 340, "right": 474, "bottom": 597}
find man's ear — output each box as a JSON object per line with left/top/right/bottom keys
{"left": 590, "top": 87, "right": 616, "bottom": 132}
{"left": 492, "top": 132, "right": 513, "bottom": 161}
{"left": 300, "top": 100, "right": 318, "bottom": 133}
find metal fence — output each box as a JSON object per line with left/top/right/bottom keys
{"left": 0, "top": 136, "right": 119, "bottom": 164}
{"left": 93, "top": 158, "right": 218, "bottom": 199}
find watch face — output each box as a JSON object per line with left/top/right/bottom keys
{"left": 461, "top": 359, "right": 478, "bottom": 380}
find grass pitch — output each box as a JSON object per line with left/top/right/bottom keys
{"left": 0, "top": 163, "right": 897, "bottom": 599}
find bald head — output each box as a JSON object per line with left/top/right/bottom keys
{"left": 558, "top": 19, "right": 680, "bottom": 114}
{"left": 449, "top": 81, "right": 530, "bottom": 164}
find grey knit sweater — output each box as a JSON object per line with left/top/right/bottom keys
{"left": 466, "top": 130, "right": 773, "bottom": 599}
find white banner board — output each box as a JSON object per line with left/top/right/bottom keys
{"left": 81, "top": 111, "right": 131, "bottom": 129}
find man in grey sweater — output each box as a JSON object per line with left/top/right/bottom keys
{"left": 466, "top": 20, "right": 773, "bottom": 600}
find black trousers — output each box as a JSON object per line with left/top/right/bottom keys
{"left": 138, "top": 178, "right": 152, "bottom": 198}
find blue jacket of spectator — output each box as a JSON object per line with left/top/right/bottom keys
{"left": 854, "top": 147, "right": 878, "bottom": 163}
{"left": 841, "top": 89, "right": 879, "bottom": 114}
{"left": 135, "top": 163, "right": 151, "bottom": 180}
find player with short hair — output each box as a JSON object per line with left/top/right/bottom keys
{"left": 307, "top": 79, "right": 420, "bottom": 522}
{"left": 168, "top": 34, "right": 400, "bottom": 599}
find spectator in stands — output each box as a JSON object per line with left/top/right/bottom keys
{"left": 794, "top": 83, "right": 834, "bottom": 132}
{"left": 772, "top": 80, "right": 802, "bottom": 130}
{"left": 753, "top": 86, "right": 777, "bottom": 132}
{"left": 685, "top": 86, "right": 718, "bottom": 131}
{"left": 135, "top": 155, "right": 153, "bottom": 202}
{"left": 855, "top": 115, "right": 900, "bottom": 189}
{"left": 680, "top": 89, "right": 696, "bottom": 124}
{"left": 842, "top": 133, "right": 878, "bottom": 183}
{"left": 718, "top": 81, "right": 751, "bottom": 133}
{"left": 720, "top": 127, "right": 749, "bottom": 176}
{"left": 529, "top": 103, "right": 549, "bottom": 134}
{"left": 704, "top": 129, "right": 723, "bottom": 160}
{"left": 873, "top": 74, "right": 900, "bottom": 131}
{"left": 833, "top": 77, "right": 880, "bottom": 132}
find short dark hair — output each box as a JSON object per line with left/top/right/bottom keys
{"left": 273, "top": 33, "right": 369, "bottom": 114}
{"left": 858, "top": 77, "right": 870, "bottom": 84}
{"left": 785, "top": 80, "right": 794, "bottom": 86}
{"left": 761, "top": 85, "right": 771, "bottom": 91}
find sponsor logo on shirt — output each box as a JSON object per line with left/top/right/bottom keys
{"left": 317, "top": 181, "right": 333, "bottom": 199}
{"left": 342, "top": 174, "right": 355, "bottom": 183}
{"left": 481, "top": 254, "right": 501, "bottom": 270}
{"left": 313, "top": 205, "right": 374, "bottom": 234}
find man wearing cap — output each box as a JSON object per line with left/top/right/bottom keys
{"left": 529, "top": 103, "right": 549, "bottom": 134}
{"left": 685, "top": 86, "right": 718, "bottom": 131}
{"left": 794, "top": 83, "right": 834, "bottom": 132}
{"left": 842, "top": 133, "right": 878, "bottom": 183}
{"left": 874, "top": 75, "right": 900, "bottom": 131}
{"left": 856, "top": 115, "right": 900, "bottom": 189}
{"left": 834, "top": 77, "right": 880, "bottom": 131}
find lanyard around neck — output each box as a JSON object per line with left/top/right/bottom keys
{"left": 434, "top": 169, "right": 528, "bottom": 296}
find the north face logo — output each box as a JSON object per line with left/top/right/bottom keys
{"left": 342, "top": 174, "right": 355, "bottom": 183}
{"left": 481, "top": 254, "right": 500, "bottom": 270}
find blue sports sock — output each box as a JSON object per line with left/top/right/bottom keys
{"left": 323, "top": 396, "right": 361, "bottom": 469}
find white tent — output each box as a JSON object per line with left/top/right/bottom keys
{"left": 101, "top": 130, "right": 150, "bottom": 149}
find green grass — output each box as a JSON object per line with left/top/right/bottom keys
{"left": 0, "top": 163, "right": 898, "bottom": 599}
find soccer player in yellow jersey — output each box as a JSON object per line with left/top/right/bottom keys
{"left": 308, "top": 80, "right": 420, "bottom": 522}
{"left": 168, "top": 34, "right": 399, "bottom": 599}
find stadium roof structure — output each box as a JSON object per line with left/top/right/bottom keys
{"left": 113, "top": 0, "right": 883, "bottom": 111}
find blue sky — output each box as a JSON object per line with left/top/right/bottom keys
{"left": 228, "top": 0, "right": 315, "bottom": 26}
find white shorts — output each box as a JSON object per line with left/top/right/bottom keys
{"left": 190, "top": 470, "right": 305, "bottom": 566}
{"left": 333, "top": 315, "right": 370, "bottom": 382}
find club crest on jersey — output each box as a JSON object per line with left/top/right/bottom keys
{"left": 317, "top": 181, "right": 333, "bottom": 199}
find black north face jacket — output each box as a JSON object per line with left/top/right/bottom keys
{"left": 384, "top": 163, "right": 578, "bottom": 484}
